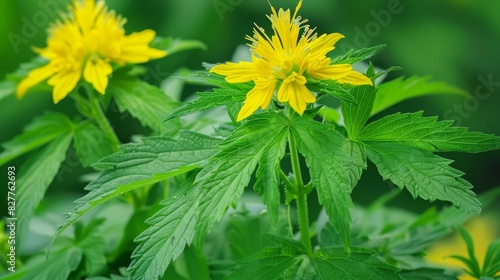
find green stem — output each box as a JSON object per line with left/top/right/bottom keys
{"left": 86, "top": 87, "right": 120, "bottom": 152}
{"left": 288, "top": 133, "right": 312, "bottom": 253}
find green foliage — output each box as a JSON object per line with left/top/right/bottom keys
{"left": 341, "top": 85, "right": 376, "bottom": 139}
{"left": 16, "top": 134, "right": 73, "bottom": 245}
{"left": 358, "top": 111, "right": 500, "bottom": 153}
{"left": 292, "top": 115, "right": 365, "bottom": 250}
{"left": 365, "top": 142, "right": 481, "bottom": 214}
{"left": 56, "top": 131, "right": 220, "bottom": 236}
{"left": 164, "top": 72, "right": 249, "bottom": 122}
{"left": 371, "top": 76, "right": 468, "bottom": 116}
{"left": 0, "top": 112, "right": 74, "bottom": 166}
{"left": 74, "top": 122, "right": 116, "bottom": 167}
{"left": 228, "top": 237, "right": 402, "bottom": 280}
{"left": 109, "top": 76, "right": 179, "bottom": 133}
{"left": 332, "top": 45, "right": 386, "bottom": 65}
{"left": 450, "top": 227, "right": 500, "bottom": 278}
{"left": 152, "top": 36, "right": 207, "bottom": 55}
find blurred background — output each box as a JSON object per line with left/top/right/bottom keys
{"left": 0, "top": 0, "right": 499, "bottom": 214}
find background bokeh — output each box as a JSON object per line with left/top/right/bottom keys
{"left": 1, "top": 0, "right": 499, "bottom": 214}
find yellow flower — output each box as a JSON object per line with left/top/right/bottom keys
{"left": 16, "top": 0, "right": 166, "bottom": 103}
{"left": 210, "top": 0, "right": 372, "bottom": 121}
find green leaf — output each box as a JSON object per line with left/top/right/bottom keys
{"left": 358, "top": 111, "right": 500, "bottom": 153}
{"left": 0, "top": 112, "right": 74, "bottom": 166}
{"left": 129, "top": 185, "right": 198, "bottom": 280}
{"left": 227, "top": 248, "right": 315, "bottom": 280}
{"left": 0, "top": 80, "right": 15, "bottom": 102}
{"left": 74, "top": 122, "right": 116, "bottom": 167}
{"left": 399, "top": 268, "right": 458, "bottom": 280}
{"left": 332, "top": 45, "right": 386, "bottom": 65}
{"left": 341, "top": 85, "right": 376, "bottom": 139}
{"left": 56, "top": 131, "right": 220, "bottom": 236}
{"left": 365, "top": 142, "right": 481, "bottom": 214}
{"left": 254, "top": 124, "right": 288, "bottom": 225}
{"left": 109, "top": 76, "right": 179, "bottom": 133}
{"left": 74, "top": 220, "right": 108, "bottom": 276}
{"left": 22, "top": 247, "right": 82, "bottom": 280}
{"left": 292, "top": 116, "right": 366, "bottom": 250}
{"left": 483, "top": 240, "right": 500, "bottom": 277}
{"left": 193, "top": 112, "right": 290, "bottom": 246}
{"left": 371, "top": 76, "right": 468, "bottom": 116}
{"left": 228, "top": 246, "right": 401, "bottom": 280}
{"left": 152, "top": 36, "right": 207, "bottom": 56}
{"left": 17, "top": 134, "right": 73, "bottom": 245}
{"left": 451, "top": 227, "right": 482, "bottom": 276}
{"left": 164, "top": 72, "right": 250, "bottom": 121}
{"left": 314, "top": 247, "right": 402, "bottom": 280}
{"left": 306, "top": 79, "right": 357, "bottom": 105}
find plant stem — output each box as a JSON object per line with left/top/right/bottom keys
{"left": 86, "top": 87, "right": 120, "bottom": 152}
{"left": 288, "top": 133, "right": 312, "bottom": 253}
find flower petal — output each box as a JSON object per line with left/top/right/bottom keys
{"left": 48, "top": 70, "right": 81, "bottom": 103}
{"left": 277, "top": 80, "right": 315, "bottom": 115}
{"left": 83, "top": 57, "right": 112, "bottom": 94}
{"left": 210, "top": 61, "right": 255, "bottom": 83}
{"left": 237, "top": 81, "right": 275, "bottom": 121}
{"left": 117, "top": 30, "right": 166, "bottom": 63}
{"left": 16, "top": 64, "right": 55, "bottom": 98}
{"left": 338, "top": 70, "right": 373, "bottom": 86}
{"left": 307, "top": 63, "right": 351, "bottom": 80}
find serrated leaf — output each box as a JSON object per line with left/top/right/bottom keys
{"left": 164, "top": 72, "right": 250, "bottom": 121}
{"left": 17, "top": 134, "right": 73, "bottom": 245}
{"left": 254, "top": 126, "right": 288, "bottom": 225}
{"left": 0, "top": 112, "right": 74, "bottom": 166}
{"left": 371, "top": 76, "right": 468, "bottom": 116}
{"left": 193, "top": 112, "right": 290, "bottom": 247}
{"left": 314, "top": 247, "right": 402, "bottom": 280}
{"left": 453, "top": 227, "right": 482, "bottom": 276}
{"left": 306, "top": 79, "right": 357, "bottom": 105}
{"left": 357, "top": 111, "right": 500, "bottom": 153}
{"left": 291, "top": 116, "right": 366, "bottom": 250}
{"left": 332, "top": 45, "right": 386, "bottom": 65}
{"left": 399, "top": 268, "right": 458, "bottom": 280}
{"left": 109, "top": 76, "right": 179, "bottom": 133}
{"left": 74, "top": 122, "right": 116, "bottom": 167}
{"left": 227, "top": 248, "right": 314, "bottom": 280}
{"left": 228, "top": 246, "right": 401, "bottom": 280}
{"left": 341, "top": 85, "right": 376, "bottom": 139}
{"left": 129, "top": 185, "right": 198, "bottom": 280}
{"left": 152, "top": 36, "right": 207, "bottom": 55}
{"left": 365, "top": 142, "right": 481, "bottom": 214}
{"left": 56, "top": 131, "right": 220, "bottom": 236}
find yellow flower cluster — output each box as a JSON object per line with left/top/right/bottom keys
{"left": 17, "top": 0, "right": 166, "bottom": 103}
{"left": 210, "top": 0, "right": 372, "bottom": 121}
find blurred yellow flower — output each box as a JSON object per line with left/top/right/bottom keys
{"left": 210, "top": 0, "right": 372, "bottom": 121}
{"left": 426, "top": 215, "right": 500, "bottom": 280}
{"left": 16, "top": 0, "right": 166, "bottom": 103}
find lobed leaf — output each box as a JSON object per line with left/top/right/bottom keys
{"left": 193, "top": 112, "right": 290, "bottom": 247}
{"left": 56, "top": 131, "right": 221, "bottom": 236}
{"left": 357, "top": 111, "right": 500, "bottom": 153}
{"left": 365, "top": 142, "right": 481, "bottom": 214}
{"left": 129, "top": 112, "right": 291, "bottom": 279}
{"left": 292, "top": 116, "right": 366, "bottom": 250}
{"left": 371, "top": 76, "right": 468, "bottom": 116}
